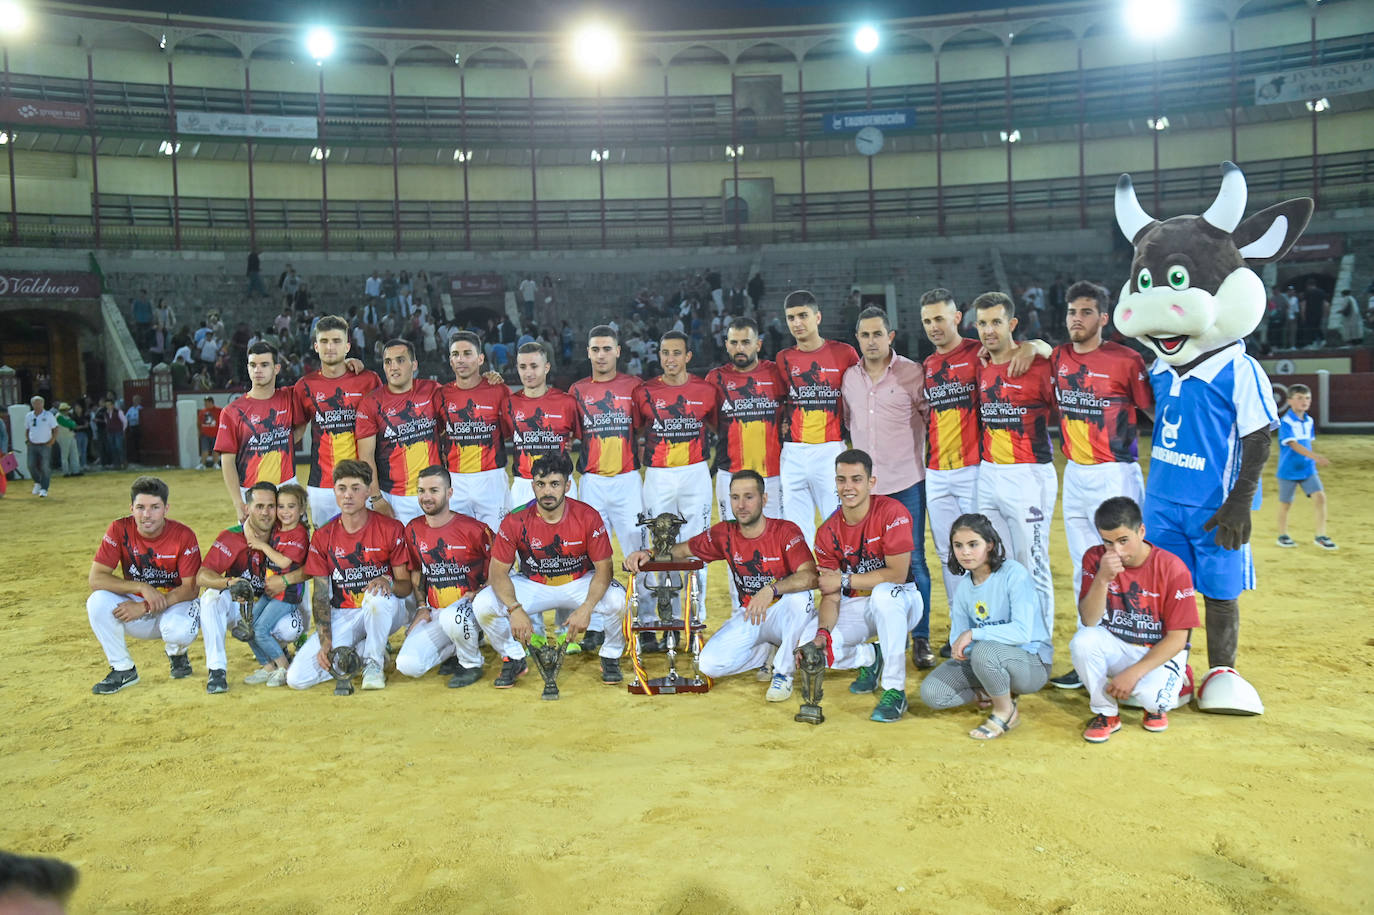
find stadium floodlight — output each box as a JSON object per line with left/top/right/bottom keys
{"left": 0, "top": 131, "right": 10, "bottom": 144}
{"left": 725, "top": 144, "right": 744, "bottom": 158}
{"left": 999, "top": 129, "right": 1021, "bottom": 143}
{"left": 1306, "top": 97, "right": 1330, "bottom": 112}
{"left": 305, "top": 26, "right": 336, "bottom": 63}
{"left": 854, "top": 25, "right": 880, "bottom": 55}
{"left": 158, "top": 139, "right": 181, "bottom": 156}
{"left": 0, "top": 0, "right": 28, "bottom": 34}
{"left": 453, "top": 149, "right": 473, "bottom": 163}
{"left": 310, "top": 146, "right": 331, "bottom": 160}
{"left": 570, "top": 22, "right": 621, "bottom": 77}
{"left": 1147, "top": 115, "right": 1169, "bottom": 131}
{"left": 590, "top": 148, "right": 610, "bottom": 162}
{"left": 1124, "top": 0, "right": 1179, "bottom": 41}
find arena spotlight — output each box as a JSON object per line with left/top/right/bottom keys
{"left": 854, "top": 25, "right": 880, "bottom": 54}
{"left": 999, "top": 129, "right": 1021, "bottom": 143}
{"left": 158, "top": 139, "right": 181, "bottom": 156}
{"left": 453, "top": 149, "right": 472, "bottom": 162}
{"left": 1147, "top": 115, "right": 1169, "bottom": 130}
{"left": 1306, "top": 97, "right": 1330, "bottom": 112}
{"left": 590, "top": 148, "right": 610, "bottom": 162}
{"left": 310, "top": 146, "right": 331, "bottom": 160}
{"left": 725, "top": 144, "right": 744, "bottom": 158}
{"left": 570, "top": 22, "right": 621, "bottom": 77}
{"left": 1123, "top": 0, "right": 1179, "bottom": 41}
{"left": 0, "top": 131, "right": 11, "bottom": 144}
{"left": 0, "top": 0, "right": 28, "bottom": 34}
{"left": 305, "top": 26, "right": 336, "bottom": 63}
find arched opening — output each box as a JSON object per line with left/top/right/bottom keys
{"left": 395, "top": 43, "right": 454, "bottom": 67}
{"left": 174, "top": 33, "right": 242, "bottom": 59}
{"left": 736, "top": 41, "right": 797, "bottom": 66}
{"left": 668, "top": 45, "right": 730, "bottom": 67}
{"left": 465, "top": 46, "right": 528, "bottom": 70}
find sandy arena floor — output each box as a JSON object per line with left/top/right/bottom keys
{"left": 1, "top": 434, "right": 1371, "bottom": 914}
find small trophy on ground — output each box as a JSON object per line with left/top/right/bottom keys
{"left": 527, "top": 633, "right": 570, "bottom": 701}
{"left": 795, "top": 641, "right": 827, "bottom": 725}
{"left": 327, "top": 646, "right": 362, "bottom": 696}
{"left": 228, "top": 579, "right": 256, "bottom": 642}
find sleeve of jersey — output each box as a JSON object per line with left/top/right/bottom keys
{"left": 386, "top": 520, "right": 410, "bottom": 568}
{"left": 585, "top": 510, "right": 612, "bottom": 562}
{"left": 1162, "top": 555, "right": 1201, "bottom": 630}
{"left": 841, "top": 344, "right": 860, "bottom": 371}
{"left": 491, "top": 518, "right": 519, "bottom": 566}
{"left": 949, "top": 577, "right": 972, "bottom": 637}
{"left": 212, "top": 407, "right": 238, "bottom": 454}
{"left": 1234, "top": 355, "right": 1280, "bottom": 436}
{"left": 1078, "top": 546, "right": 1102, "bottom": 603}
{"left": 1127, "top": 352, "right": 1154, "bottom": 413}
{"left": 94, "top": 522, "right": 122, "bottom": 567}
{"left": 176, "top": 531, "right": 203, "bottom": 580}
{"left": 404, "top": 525, "right": 423, "bottom": 570}
{"left": 354, "top": 395, "right": 379, "bottom": 439}
{"left": 277, "top": 529, "right": 310, "bottom": 566}
{"left": 812, "top": 522, "right": 838, "bottom": 570}
{"left": 304, "top": 530, "right": 330, "bottom": 578}
{"left": 781, "top": 523, "right": 816, "bottom": 569}
{"left": 881, "top": 501, "right": 915, "bottom": 554}
{"left": 293, "top": 380, "right": 311, "bottom": 421}
{"left": 687, "top": 526, "right": 725, "bottom": 563}
{"left": 476, "top": 524, "right": 494, "bottom": 582}
{"left": 203, "top": 535, "right": 236, "bottom": 575}
{"left": 1278, "top": 413, "right": 1299, "bottom": 445}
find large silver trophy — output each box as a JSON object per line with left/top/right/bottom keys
{"left": 327, "top": 646, "right": 362, "bottom": 696}
{"left": 627, "top": 512, "right": 709, "bottom": 695}
{"left": 794, "top": 641, "right": 827, "bottom": 725}
{"left": 228, "top": 579, "right": 256, "bottom": 642}
{"left": 527, "top": 634, "right": 569, "bottom": 701}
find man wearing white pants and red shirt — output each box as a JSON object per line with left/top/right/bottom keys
{"left": 356, "top": 339, "right": 443, "bottom": 528}
{"left": 1071, "top": 497, "right": 1198, "bottom": 743}
{"left": 625, "top": 470, "right": 818, "bottom": 702}
{"left": 706, "top": 317, "right": 786, "bottom": 523}
{"left": 287, "top": 460, "right": 411, "bottom": 692}
{"left": 472, "top": 453, "right": 628, "bottom": 690}
{"left": 216, "top": 342, "right": 301, "bottom": 524}
{"left": 437, "top": 331, "right": 511, "bottom": 532}
{"left": 805, "top": 449, "right": 922, "bottom": 723}
{"left": 396, "top": 466, "right": 492, "bottom": 689}
{"left": 87, "top": 476, "right": 203, "bottom": 694}
{"left": 504, "top": 343, "right": 581, "bottom": 508}
{"left": 972, "top": 292, "right": 1058, "bottom": 639}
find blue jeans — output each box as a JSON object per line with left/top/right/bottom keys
{"left": 249, "top": 596, "right": 299, "bottom": 665}
{"left": 887, "top": 480, "right": 932, "bottom": 640}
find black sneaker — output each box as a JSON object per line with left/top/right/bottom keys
{"left": 600, "top": 657, "right": 623, "bottom": 685}
{"left": 92, "top": 666, "right": 139, "bottom": 695}
{"left": 1050, "top": 669, "right": 1083, "bottom": 689}
{"left": 206, "top": 669, "right": 228, "bottom": 694}
{"left": 437, "top": 656, "right": 462, "bottom": 677}
{"left": 939, "top": 641, "right": 952, "bottom": 659}
{"left": 169, "top": 653, "right": 193, "bottom": 679}
{"left": 493, "top": 656, "right": 527, "bottom": 688}
{"left": 447, "top": 665, "right": 483, "bottom": 688}
{"left": 911, "top": 636, "right": 936, "bottom": 670}
{"left": 638, "top": 631, "right": 662, "bottom": 654}
{"left": 580, "top": 630, "right": 605, "bottom": 654}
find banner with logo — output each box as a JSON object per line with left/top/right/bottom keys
{"left": 0, "top": 271, "right": 102, "bottom": 299}
{"left": 0, "top": 97, "right": 87, "bottom": 127}
{"left": 175, "top": 111, "right": 318, "bottom": 140}
{"left": 450, "top": 274, "right": 504, "bottom": 296}
{"left": 823, "top": 108, "right": 917, "bottom": 132}
{"left": 1254, "top": 60, "right": 1373, "bottom": 105}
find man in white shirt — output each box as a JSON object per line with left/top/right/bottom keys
{"left": 25, "top": 396, "right": 59, "bottom": 497}
{"left": 365, "top": 270, "right": 382, "bottom": 301}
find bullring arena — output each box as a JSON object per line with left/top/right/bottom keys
{"left": 0, "top": 0, "right": 1373, "bottom": 911}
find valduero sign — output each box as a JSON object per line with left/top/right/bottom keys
{"left": 0, "top": 271, "right": 102, "bottom": 299}
{"left": 450, "top": 274, "right": 504, "bottom": 296}
{"left": 823, "top": 108, "right": 917, "bottom": 133}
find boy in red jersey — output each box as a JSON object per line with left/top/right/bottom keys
{"left": 706, "top": 317, "right": 786, "bottom": 522}
{"left": 215, "top": 342, "right": 300, "bottom": 522}
{"left": 505, "top": 342, "right": 581, "bottom": 508}
{"left": 356, "top": 339, "right": 443, "bottom": 527}
{"left": 396, "top": 465, "right": 493, "bottom": 688}
{"left": 473, "top": 453, "right": 629, "bottom": 690}
{"left": 286, "top": 460, "right": 412, "bottom": 692}
{"left": 87, "top": 476, "right": 202, "bottom": 694}
{"left": 1071, "top": 497, "right": 1198, "bottom": 742}
{"left": 776, "top": 290, "right": 859, "bottom": 548}
{"left": 438, "top": 331, "right": 511, "bottom": 531}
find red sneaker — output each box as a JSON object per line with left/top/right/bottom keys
{"left": 1142, "top": 710, "right": 1169, "bottom": 732}
{"left": 1083, "top": 713, "right": 1122, "bottom": 743}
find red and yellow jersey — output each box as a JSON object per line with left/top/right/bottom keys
{"left": 688, "top": 517, "right": 813, "bottom": 607}
{"left": 213, "top": 389, "right": 300, "bottom": 487}
{"left": 635, "top": 376, "right": 720, "bottom": 468}
{"left": 303, "top": 511, "right": 408, "bottom": 609}
{"left": 437, "top": 381, "right": 509, "bottom": 474}
{"left": 706, "top": 361, "right": 786, "bottom": 476}
{"left": 814, "top": 495, "right": 914, "bottom": 598}
{"left": 504, "top": 388, "right": 581, "bottom": 479}
{"left": 492, "top": 498, "right": 610, "bottom": 585}
{"left": 978, "top": 357, "right": 1055, "bottom": 465}
{"left": 405, "top": 513, "right": 493, "bottom": 609}
{"left": 355, "top": 379, "right": 442, "bottom": 496}
{"left": 570, "top": 374, "right": 641, "bottom": 477}
{"left": 1052, "top": 342, "right": 1153, "bottom": 465}
{"left": 94, "top": 517, "right": 202, "bottom": 594}
{"left": 777, "top": 340, "right": 859, "bottom": 444}
{"left": 923, "top": 337, "right": 982, "bottom": 471}
{"left": 294, "top": 369, "right": 382, "bottom": 488}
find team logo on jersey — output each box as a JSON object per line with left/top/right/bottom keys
{"left": 1026, "top": 506, "right": 1044, "bottom": 523}
{"left": 1159, "top": 406, "right": 1182, "bottom": 449}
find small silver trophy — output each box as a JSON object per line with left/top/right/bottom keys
{"left": 327, "top": 645, "right": 362, "bottom": 696}
{"left": 228, "top": 579, "right": 256, "bottom": 643}
{"left": 527, "top": 634, "right": 569, "bottom": 701}
{"left": 795, "top": 641, "right": 827, "bottom": 725}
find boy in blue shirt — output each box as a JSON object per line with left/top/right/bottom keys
{"left": 1275, "top": 384, "right": 1335, "bottom": 550}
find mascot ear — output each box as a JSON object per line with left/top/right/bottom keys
{"left": 1233, "top": 197, "right": 1314, "bottom": 263}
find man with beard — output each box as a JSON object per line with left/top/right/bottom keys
{"left": 705, "top": 317, "right": 786, "bottom": 522}
{"left": 436, "top": 331, "right": 511, "bottom": 531}
{"left": 356, "top": 339, "right": 442, "bottom": 527}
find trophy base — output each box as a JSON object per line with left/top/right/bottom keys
{"left": 628, "top": 675, "right": 711, "bottom": 695}
{"left": 795, "top": 704, "right": 825, "bottom": 725}
{"left": 540, "top": 684, "right": 560, "bottom": 701}
{"left": 230, "top": 622, "right": 252, "bottom": 643}
{"left": 333, "top": 680, "right": 354, "bottom": 696}
{"left": 630, "top": 618, "right": 706, "bottom": 633}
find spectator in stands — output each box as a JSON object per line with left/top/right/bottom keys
{"left": 97, "top": 396, "right": 126, "bottom": 470}
{"left": 361, "top": 297, "right": 380, "bottom": 327}
{"left": 351, "top": 321, "right": 367, "bottom": 358}
{"left": 518, "top": 275, "right": 538, "bottom": 325}
{"left": 421, "top": 313, "right": 438, "bottom": 357}
{"left": 198, "top": 330, "right": 220, "bottom": 371}
{"left": 208, "top": 311, "right": 225, "bottom": 339}
{"left": 148, "top": 323, "right": 167, "bottom": 362}
{"left": 193, "top": 320, "right": 211, "bottom": 349}
{"left": 55, "top": 402, "right": 79, "bottom": 477}
{"left": 246, "top": 250, "right": 267, "bottom": 298}
{"left": 382, "top": 270, "right": 399, "bottom": 317}
{"left": 171, "top": 351, "right": 191, "bottom": 390}
{"left": 280, "top": 266, "right": 300, "bottom": 310}
{"left": 71, "top": 401, "right": 91, "bottom": 472}
{"left": 125, "top": 395, "right": 143, "bottom": 465}
{"left": 747, "top": 272, "right": 766, "bottom": 312}
{"left": 561, "top": 320, "right": 574, "bottom": 362}
{"left": 1282, "top": 285, "right": 1300, "bottom": 349}
{"left": 131, "top": 289, "right": 153, "bottom": 347}
{"left": 707, "top": 268, "right": 724, "bottom": 315}
{"left": 419, "top": 270, "right": 437, "bottom": 313}
{"left": 155, "top": 298, "right": 176, "bottom": 335}
{"left": 1300, "top": 279, "right": 1328, "bottom": 349}
{"left": 365, "top": 269, "right": 382, "bottom": 303}
{"left": 1332, "top": 288, "right": 1363, "bottom": 346}
{"left": 399, "top": 270, "right": 413, "bottom": 314}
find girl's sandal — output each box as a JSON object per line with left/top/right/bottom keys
{"left": 969, "top": 704, "right": 1020, "bottom": 741}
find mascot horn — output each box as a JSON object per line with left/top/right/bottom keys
{"left": 1114, "top": 161, "right": 1312, "bottom": 716}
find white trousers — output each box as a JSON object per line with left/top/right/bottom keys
{"left": 780, "top": 441, "right": 845, "bottom": 549}
{"left": 578, "top": 471, "right": 645, "bottom": 556}
{"left": 1062, "top": 460, "right": 1144, "bottom": 602}
{"left": 828, "top": 583, "right": 921, "bottom": 692}
{"left": 308, "top": 485, "right": 341, "bottom": 529}
{"left": 1070, "top": 625, "right": 1190, "bottom": 716}
{"left": 698, "top": 592, "right": 816, "bottom": 680}
{"left": 714, "top": 471, "right": 784, "bottom": 523}
{"left": 926, "top": 465, "right": 980, "bottom": 616}
{"left": 395, "top": 598, "right": 483, "bottom": 677}
{"left": 199, "top": 588, "right": 306, "bottom": 672}
{"left": 642, "top": 463, "right": 712, "bottom": 619}
{"left": 286, "top": 593, "right": 407, "bottom": 689}
{"left": 976, "top": 461, "right": 1057, "bottom": 631}
{"left": 87, "top": 591, "right": 200, "bottom": 671}
{"left": 382, "top": 493, "right": 424, "bottom": 528}
{"left": 511, "top": 475, "right": 577, "bottom": 509}
{"left": 472, "top": 575, "right": 627, "bottom": 661}
{"left": 449, "top": 468, "right": 510, "bottom": 531}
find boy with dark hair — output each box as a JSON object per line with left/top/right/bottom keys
{"left": 1275, "top": 384, "right": 1335, "bottom": 550}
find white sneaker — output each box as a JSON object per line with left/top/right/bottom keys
{"left": 243, "top": 667, "right": 274, "bottom": 685}
{"left": 32, "top": 484, "right": 40, "bottom": 495}
{"left": 766, "top": 673, "right": 793, "bottom": 702}
{"left": 265, "top": 668, "right": 288, "bottom": 687}
{"left": 38, "top": 489, "right": 48, "bottom": 497}
{"left": 756, "top": 663, "right": 773, "bottom": 682}
{"left": 361, "top": 660, "right": 385, "bottom": 690}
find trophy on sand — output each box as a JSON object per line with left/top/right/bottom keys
{"left": 228, "top": 579, "right": 256, "bottom": 642}
{"left": 527, "top": 634, "right": 569, "bottom": 701}
{"left": 795, "top": 641, "right": 827, "bottom": 725}
{"left": 625, "top": 512, "right": 709, "bottom": 696}
{"left": 327, "top": 646, "right": 362, "bottom": 696}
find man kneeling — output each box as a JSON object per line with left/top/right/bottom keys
{"left": 1072, "top": 496, "right": 1198, "bottom": 743}
{"left": 288, "top": 460, "right": 411, "bottom": 691}
{"left": 625, "top": 470, "right": 817, "bottom": 701}
{"left": 473, "top": 453, "right": 627, "bottom": 689}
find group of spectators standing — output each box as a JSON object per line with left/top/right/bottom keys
{"left": 3, "top": 391, "right": 141, "bottom": 498}
{"left": 1256, "top": 280, "right": 1369, "bottom": 351}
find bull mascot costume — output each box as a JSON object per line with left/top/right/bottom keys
{"left": 1114, "top": 161, "right": 1312, "bottom": 715}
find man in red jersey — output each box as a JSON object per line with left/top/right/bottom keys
{"left": 356, "top": 339, "right": 443, "bottom": 527}
{"left": 972, "top": 292, "right": 1058, "bottom": 637}
{"left": 473, "top": 453, "right": 628, "bottom": 690}
{"left": 395, "top": 465, "right": 492, "bottom": 689}
{"left": 803, "top": 450, "right": 921, "bottom": 723}
{"left": 635, "top": 330, "right": 720, "bottom": 625}
{"left": 87, "top": 476, "right": 203, "bottom": 694}
{"left": 625, "top": 470, "right": 818, "bottom": 702}
{"left": 1071, "top": 497, "right": 1198, "bottom": 742}
{"left": 437, "top": 331, "right": 511, "bottom": 531}
{"left": 293, "top": 315, "right": 381, "bottom": 528}
{"left": 287, "top": 460, "right": 412, "bottom": 692}
{"left": 777, "top": 290, "right": 859, "bottom": 548}
{"left": 215, "top": 342, "right": 300, "bottom": 522}
{"left": 706, "top": 316, "right": 786, "bottom": 522}
{"left": 197, "top": 396, "right": 221, "bottom": 470}
{"left": 505, "top": 342, "right": 581, "bottom": 508}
